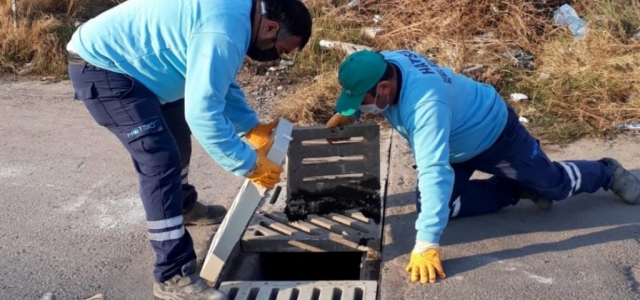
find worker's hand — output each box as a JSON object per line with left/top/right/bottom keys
{"left": 245, "top": 150, "right": 284, "bottom": 189}
{"left": 326, "top": 113, "right": 354, "bottom": 144}
{"left": 245, "top": 119, "right": 279, "bottom": 156}
{"left": 405, "top": 241, "right": 446, "bottom": 284}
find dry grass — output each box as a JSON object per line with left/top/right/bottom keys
{"left": 278, "top": 0, "right": 640, "bottom": 142}
{"left": 0, "top": 0, "right": 115, "bottom": 75}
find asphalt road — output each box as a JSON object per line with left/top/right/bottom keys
{"left": 380, "top": 130, "right": 640, "bottom": 300}
{"left": 0, "top": 78, "right": 244, "bottom": 300}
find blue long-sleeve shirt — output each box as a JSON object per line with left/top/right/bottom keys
{"left": 360, "top": 50, "right": 508, "bottom": 243}
{"left": 67, "top": 0, "right": 260, "bottom": 176}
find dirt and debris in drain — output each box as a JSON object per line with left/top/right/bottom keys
{"left": 284, "top": 177, "right": 382, "bottom": 224}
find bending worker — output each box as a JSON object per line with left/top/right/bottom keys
{"left": 65, "top": 0, "right": 312, "bottom": 299}
{"left": 327, "top": 49, "right": 640, "bottom": 284}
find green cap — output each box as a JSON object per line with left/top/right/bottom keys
{"left": 335, "top": 50, "right": 387, "bottom": 116}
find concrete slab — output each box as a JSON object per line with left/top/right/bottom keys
{"left": 379, "top": 131, "right": 640, "bottom": 300}
{"left": 218, "top": 280, "right": 378, "bottom": 300}
{"left": 200, "top": 118, "right": 294, "bottom": 284}
{"left": 242, "top": 126, "right": 392, "bottom": 253}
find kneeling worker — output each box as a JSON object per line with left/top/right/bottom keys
{"left": 326, "top": 49, "right": 640, "bottom": 284}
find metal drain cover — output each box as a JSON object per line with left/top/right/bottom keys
{"left": 218, "top": 280, "right": 378, "bottom": 300}
{"left": 242, "top": 124, "right": 389, "bottom": 253}
{"left": 243, "top": 210, "right": 380, "bottom": 252}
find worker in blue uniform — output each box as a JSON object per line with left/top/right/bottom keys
{"left": 326, "top": 49, "right": 640, "bottom": 285}
{"left": 65, "top": 0, "right": 312, "bottom": 298}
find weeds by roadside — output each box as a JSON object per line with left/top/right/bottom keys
{"left": 0, "top": 0, "right": 115, "bottom": 75}
{"left": 0, "top": 0, "right": 638, "bottom": 142}
{"left": 278, "top": 0, "right": 640, "bottom": 142}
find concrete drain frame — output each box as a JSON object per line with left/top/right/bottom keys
{"left": 213, "top": 123, "right": 391, "bottom": 300}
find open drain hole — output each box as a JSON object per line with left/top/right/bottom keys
{"left": 221, "top": 251, "right": 364, "bottom": 281}
{"left": 259, "top": 252, "right": 363, "bottom": 281}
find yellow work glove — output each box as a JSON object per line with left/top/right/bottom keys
{"left": 326, "top": 113, "right": 354, "bottom": 144}
{"left": 405, "top": 241, "right": 446, "bottom": 284}
{"left": 245, "top": 119, "right": 279, "bottom": 156}
{"left": 245, "top": 150, "right": 284, "bottom": 189}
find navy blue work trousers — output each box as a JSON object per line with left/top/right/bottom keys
{"left": 416, "top": 105, "right": 613, "bottom": 218}
{"left": 67, "top": 60, "right": 198, "bottom": 283}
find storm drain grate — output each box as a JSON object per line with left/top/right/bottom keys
{"left": 242, "top": 124, "right": 385, "bottom": 253}
{"left": 218, "top": 281, "right": 378, "bottom": 300}
{"left": 243, "top": 210, "right": 380, "bottom": 252}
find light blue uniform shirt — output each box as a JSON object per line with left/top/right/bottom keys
{"left": 359, "top": 50, "right": 508, "bottom": 244}
{"left": 68, "top": 0, "right": 260, "bottom": 176}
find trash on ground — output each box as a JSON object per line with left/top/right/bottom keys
{"left": 346, "top": 0, "right": 359, "bottom": 9}
{"left": 361, "top": 27, "right": 384, "bottom": 39}
{"left": 280, "top": 60, "right": 294, "bottom": 67}
{"left": 539, "top": 72, "right": 551, "bottom": 80}
{"left": 510, "top": 93, "right": 529, "bottom": 102}
{"left": 502, "top": 49, "right": 535, "bottom": 70}
{"left": 616, "top": 123, "right": 640, "bottom": 130}
{"left": 267, "top": 60, "right": 294, "bottom": 71}
{"left": 319, "top": 39, "right": 373, "bottom": 55}
{"left": 519, "top": 116, "right": 530, "bottom": 124}
{"left": 553, "top": 4, "right": 587, "bottom": 39}
{"left": 632, "top": 33, "right": 640, "bottom": 40}
{"left": 373, "top": 15, "right": 382, "bottom": 24}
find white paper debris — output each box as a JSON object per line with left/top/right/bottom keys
{"left": 519, "top": 116, "right": 529, "bottom": 124}
{"left": 510, "top": 93, "right": 529, "bottom": 102}
{"left": 280, "top": 60, "right": 294, "bottom": 67}
{"left": 373, "top": 15, "right": 382, "bottom": 23}
{"left": 346, "top": 0, "right": 359, "bottom": 9}
{"left": 319, "top": 39, "right": 373, "bottom": 55}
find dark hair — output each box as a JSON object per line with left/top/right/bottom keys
{"left": 262, "top": 0, "right": 313, "bottom": 50}
{"left": 366, "top": 62, "right": 394, "bottom": 96}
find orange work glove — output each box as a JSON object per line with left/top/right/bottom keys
{"left": 326, "top": 113, "right": 354, "bottom": 144}
{"left": 245, "top": 150, "right": 284, "bottom": 189}
{"left": 405, "top": 242, "right": 446, "bottom": 284}
{"left": 245, "top": 119, "right": 279, "bottom": 156}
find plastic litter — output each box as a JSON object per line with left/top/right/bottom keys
{"left": 553, "top": 4, "right": 587, "bottom": 39}
{"left": 503, "top": 49, "right": 535, "bottom": 70}
{"left": 319, "top": 40, "right": 373, "bottom": 55}
{"left": 510, "top": 93, "right": 529, "bottom": 102}
{"left": 346, "top": 0, "right": 359, "bottom": 9}
{"left": 633, "top": 33, "right": 640, "bottom": 40}
{"left": 519, "top": 116, "right": 530, "bottom": 124}
{"left": 616, "top": 123, "right": 640, "bottom": 130}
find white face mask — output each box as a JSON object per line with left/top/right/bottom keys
{"left": 359, "top": 89, "right": 389, "bottom": 114}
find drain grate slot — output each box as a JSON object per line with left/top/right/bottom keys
{"left": 219, "top": 281, "right": 377, "bottom": 300}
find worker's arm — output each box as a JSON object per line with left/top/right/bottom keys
{"left": 223, "top": 80, "right": 260, "bottom": 137}
{"left": 184, "top": 31, "right": 257, "bottom": 177}
{"left": 404, "top": 99, "right": 453, "bottom": 284}
{"left": 409, "top": 99, "right": 454, "bottom": 244}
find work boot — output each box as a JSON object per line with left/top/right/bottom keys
{"left": 183, "top": 201, "right": 227, "bottom": 226}
{"left": 599, "top": 157, "right": 640, "bottom": 205}
{"left": 153, "top": 260, "right": 228, "bottom": 300}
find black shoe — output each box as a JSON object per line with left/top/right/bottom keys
{"left": 600, "top": 157, "right": 640, "bottom": 205}
{"left": 183, "top": 201, "right": 227, "bottom": 226}
{"left": 153, "top": 260, "right": 228, "bottom": 300}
